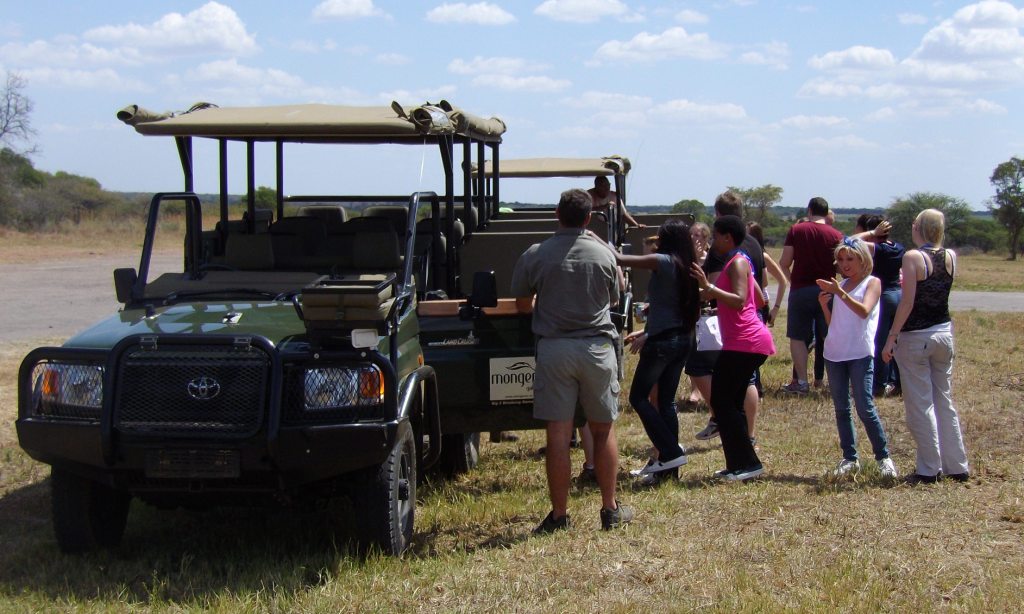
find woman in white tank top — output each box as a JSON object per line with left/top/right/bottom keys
{"left": 816, "top": 238, "right": 898, "bottom": 479}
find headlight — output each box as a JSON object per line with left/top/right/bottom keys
{"left": 31, "top": 363, "right": 104, "bottom": 420}
{"left": 303, "top": 366, "right": 384, "bottom": 410}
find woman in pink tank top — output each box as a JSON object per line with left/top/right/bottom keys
{"left": 690, "top": 216, "right": 776, "bottom": 481}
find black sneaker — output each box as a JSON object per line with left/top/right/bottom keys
{"left": 600, "top": 501, "right": 634, "bottom": 530}
{"left": 906, "top": 473, "right": 939, "bottom": 485}
{"left": 533, "top": 511, "right": 570, "bottom": 535}
{"left": 577, "top": 465, "right": 597, "bottom": 484}
{"left": 944, "top": 472, "right": 970, "bottom": 483}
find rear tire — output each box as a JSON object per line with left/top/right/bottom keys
{"left": 354, "top": 424, "right": 416, "bottom": 555}
{"left": 50, "top": 468, "right": 131, "bottom": 553}
{"left": 439, "top": 432, "right": 480, "bottom": 476}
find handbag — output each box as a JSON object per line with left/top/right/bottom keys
{"left": 696, "top": 314, "right": 723, "bottom": 352}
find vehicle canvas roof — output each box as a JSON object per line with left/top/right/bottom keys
{"left": 475, "top": 156, "right": 630, "bottom": 178}
{"left": 117, "top": 101, "right": 506, "bottom": 144}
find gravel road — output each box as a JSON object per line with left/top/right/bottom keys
{"left": 1, "top": 253, "right": 1022, "bottom": 344}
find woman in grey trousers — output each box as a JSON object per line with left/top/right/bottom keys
{"left": 881, "top": 208, "right": 969, "bottom": 483}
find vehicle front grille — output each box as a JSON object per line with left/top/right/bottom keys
{"left": 115, "top": 345, "right": 270, "bottom": 437}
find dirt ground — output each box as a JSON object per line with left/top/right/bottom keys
{"left": 1, "top": 250, "right": 1023, "bottom": 344}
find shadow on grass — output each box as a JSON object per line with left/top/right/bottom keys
{"left": 0, "top": 477, "right": 445, "bottom": 605}
{"left": 0, "top": 466, "right": 547, "bottom": 605}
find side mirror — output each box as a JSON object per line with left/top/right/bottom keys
{"left": 113, "top": 268, "right": 138, "bottom": 304}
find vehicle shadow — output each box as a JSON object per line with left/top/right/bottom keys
{"left": 0, "top": 478, "right": 414, "bottom": 604}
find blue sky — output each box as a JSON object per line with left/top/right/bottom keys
{"left": 2, "top": 0, "right": 1023, "bottom": 210}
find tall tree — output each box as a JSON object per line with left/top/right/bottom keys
{"left": 989, "top": 157, "right": 1024, "bottom": 260}
{"left": 727, "top": 184, "right": 783, "bottom": 221}
{"left": 0, "top": 72, "right": 35, "bottom": 153}
{"left": 885, "top": 192, "right": 972, "bottom": 248}
{"left": 670, "top": 198, "right": 707, "bottom": 220}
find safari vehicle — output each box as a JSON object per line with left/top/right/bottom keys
{"left": 16, "top": 100, "right": 508, "bottom": 555}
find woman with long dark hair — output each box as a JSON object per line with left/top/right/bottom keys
{"left": 614, "top": 218, "right": 702, "bottom": 484}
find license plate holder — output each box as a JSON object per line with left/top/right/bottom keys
{"left": 145, "top": 449, "right": 241, "bottom": 479}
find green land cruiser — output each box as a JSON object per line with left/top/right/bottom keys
{"left": 16, "top": 101, "right": 520, "bottom": 555}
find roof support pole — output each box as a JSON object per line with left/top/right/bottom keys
{"left": 475, "top": 141, "right": 486, "bottom": 221}
{"left": 462, "top": 139, "right": 472, "bottom": 229}
{"left": 437, "top": 137, "right": 457, "bottom": 293}
{"left": 276, "top": 140, "right": 284, "bottom": 220}
{"left": 175, "top": 136, "right": 194, "bottom": 193}
{"left": 218, "top": 139, "right": 228, "bottom": 223}
{"left": 246, "top": 139, "right": 255, "bottom": 232}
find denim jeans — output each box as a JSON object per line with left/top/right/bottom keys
{"left": 628, "top": 329, "right": 691, "bottom": 461}
{"left": 893, "top": 328, "right": 969, "bottom": 476}
{"left": 873, "top": 287, "right": 902, "bottom": 391}
{"left": 825, "top": 356, "right": 890, "bottom": 462}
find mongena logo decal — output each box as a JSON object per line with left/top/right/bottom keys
{"left": 489, "top": 357, "right": 535, "bottom": 405}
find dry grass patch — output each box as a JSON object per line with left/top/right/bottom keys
{"left": 0, "top": 314, "right": 1021, "bottom": 612}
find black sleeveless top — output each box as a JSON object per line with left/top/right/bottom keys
{"left": 903, "top": 248, "right": 953, "bottom": 332}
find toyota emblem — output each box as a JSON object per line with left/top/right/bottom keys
{"left": 187, "top": 376, "right": 221, "bottom": 401}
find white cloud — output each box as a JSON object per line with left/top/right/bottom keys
{"left": 808, "top": 45, "right": 896, "bottom": 70}
{"left": 290, "top": 39, "right": 338, "bottom": 53}
{"left": 902, "top": 0, "right": 1024, "bottom": 84}
{"left": 472, "top": 74, "right": 571, "bottom": 91}
{"left": 427, "top": 3, "right": 516, "bottom": 25}
{"left": 380, "top": 86, "right": 459, "bottom": 106}
{"left": 675, "top": 10, "right": 708, "bottom": 24}
{"left": 798, "top": 135, "right": 875, "bottom": 149}
{"left": 172, "top": 59, "right": 365, "bottom": 104}
{"left": 448, "top": 56, "right": 546, "bottom": 75}
{"left": 18, "top": 66, "right": 148, "bottom": 91}
{"left": 84, "top": 2, "right": 257, "bottom": 57}
{"left": 649, "top": 98, "right": 747, "bottom": 122}
{"left": 375, "top": 53, "right": 409, "bottom": 65}
{"left": 739, "top": 41, "right": 789, "bottom": 70}
{"left": 594, "top": 27, "right": 727, "bottom": 63}
{"left": 313, "top": 0, "right": 387, "bottom": 20}
{"left": 779, "top": 115, "right": 849, "bottom": 129}
{"left": 535, "top": 0, "right": 628, "bottom": 23}
{"left": 898, "top": 13, "right": 929, "bottom": 25}
{"left": 559, "top": 90, "right": 652, "bottom": 109}
{"left": 0, "top": 39, "right": 144, "bottom": 68}
{"left": 865, "top": 107, "right": 897, "bottom": 122}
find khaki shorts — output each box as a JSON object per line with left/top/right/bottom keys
{"left": 533, "top": 336, "right": 620, "bottom": 423}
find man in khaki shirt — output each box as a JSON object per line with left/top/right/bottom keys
{"left": 511, "top": 188, "right": 633, "bottom": 532}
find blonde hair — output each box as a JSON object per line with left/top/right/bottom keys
{"left": 915, "top": 208, "right": 945, "bottom": 245}
{"left": 834, "top": 237, "right": 873, "bottom": 277}
{"left": 690, "top": 222, "right": 710, "bottom": 249}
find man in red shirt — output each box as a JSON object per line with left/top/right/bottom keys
{"left": 779, "top": 197, "right": 843, "bottom": 393}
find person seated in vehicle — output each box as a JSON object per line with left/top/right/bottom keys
{"left": 588, "top": 176, "right": 644, "bottom": 228}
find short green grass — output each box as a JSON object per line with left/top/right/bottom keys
{"left": 1, "top": 314, "right": 1022, "bottom": 612}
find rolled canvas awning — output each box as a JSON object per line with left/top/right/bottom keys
{"left": 117, "top": 101, "right": 506, "bottom": 143}
{"left": 475, "top": 156, "right": 630, "bottom": 178}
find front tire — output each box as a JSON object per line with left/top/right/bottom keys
{"left": 51, "top": 468, "right": 131, "bottom": 553}
{"left": 354, "top": 424, "right": 417, "bottom": 555}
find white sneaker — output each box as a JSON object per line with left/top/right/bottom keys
{"left": 877, "top": 457, "right": 898, "bottom": 478}
{"left": 639, "top": 445, "right": 688, "bottom": 475}
{"left": 629, "top": 458, "right": 655, "bottom": 477}
{"left": 725, "top": 465, "right": 764, "bottom": 481}
{"left": 833, "top": 459, "right": 860, "bottom": 476}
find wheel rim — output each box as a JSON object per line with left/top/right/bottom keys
{"left": 397, "top": 447, "right": 413, "bottom": 530}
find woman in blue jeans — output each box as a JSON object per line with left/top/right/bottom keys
{"left": 614, "top": 219, "right": 701, "bottom": 484}
{"left": 816, "top": 238, "right": 898, "bottom": 478}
